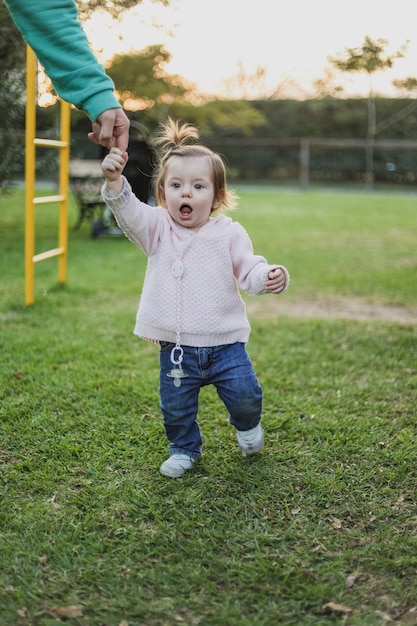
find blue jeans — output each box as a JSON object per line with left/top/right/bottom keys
{"left": 159, "top": 342, "right": 263, "bottom": 460}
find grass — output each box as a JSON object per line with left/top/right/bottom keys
{"left": 0, "top": 185, "right": 416, "bottom": 626}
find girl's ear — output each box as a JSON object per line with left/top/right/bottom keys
{"left": 212, "top": 194, "right": 222, "bottom": 211}
{"left": 159, "top": 186, "right": 167, "bottom": 207}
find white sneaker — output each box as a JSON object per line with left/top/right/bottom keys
{"left": 159, "top": 454, "right": 195, "bottom": 478}
{"left": 237, "top": 424, "right": 264, "bottom": 456}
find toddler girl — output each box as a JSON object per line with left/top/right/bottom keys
{"left": 101, "top": 118, "right": 289, "bottom": 477}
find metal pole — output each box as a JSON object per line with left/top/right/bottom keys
{"left": 24, "top": 46, "right": 37, "bottom": 305}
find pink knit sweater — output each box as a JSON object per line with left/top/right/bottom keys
{"left": 102, "top": 179, "right": 289, "bottom": 347}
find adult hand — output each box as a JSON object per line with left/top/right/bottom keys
{"left": 88, "top": 108, "right": 130, "bottom": 152}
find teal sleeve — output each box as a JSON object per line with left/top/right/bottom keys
{"left": 4, "top": 0, "right": 121, "bottom": 120}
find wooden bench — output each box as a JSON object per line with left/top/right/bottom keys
{"left": 69, "top": 160, "right": 106, "bottom": 231}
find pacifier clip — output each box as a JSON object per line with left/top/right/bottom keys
{"left": 167, "top": 260, "right": 188, "bottom": 388}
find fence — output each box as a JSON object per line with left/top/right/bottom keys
{"left": 207, "top": 138, "right": 417, "bottom": 187}
{"left": 7, "top": 133, "right": 417, "bottom": 189}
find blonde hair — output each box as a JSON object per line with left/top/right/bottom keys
{"left": 153, "top": 118, "right": 237, "bottom": 211}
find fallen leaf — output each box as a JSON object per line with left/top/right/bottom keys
{"left": 393, "top": 495, "right": 405, "bottom": 510}
{"left": 330, "top": 517, "right": 342, "bottom": 529}
{"left": 119, "top": 621, "right": 129, "bottom": 626}
{"left": 17, "top": 607, "right": 28, "bottom": 618}
{"left": 375, "top": 610, "right": 394, "bottom": 621}
{"left": 323, "top": 601, "right": 353, "bottom": 614}
{"left": 376, "top": 606, "right": 417, "bottom": 623}
{"left": 402, "top": 608, "right": 417, "bottom": 623}
{"left": 345, "top": 575, "right": 357, "bottom": 589}
{"left": 70, "top": 466, "right": 86, "bottom": 474}
{"left": 51, "top": 605, "right": 83, "bottom": 618}
{"left": 291, "top": 507, "right": 301, "bottom": 515}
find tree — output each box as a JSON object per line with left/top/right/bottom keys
{"left": 392, "top": 76, "right": 417, "bottom": 94}
{"left": 0, "top": 2, "right": 26, "bottom": 190}
{"left": 76, "top": 0, "right": 168, "bottom": 20}
{"left": 105, "top": 45, "right": 196, "bottom": 112}
{"left": 222, "top": 62, "right": 268, "bottom": 100}
{"left": 329, "top": 36, "right": 407, "bottom": 185}
{"left": 169, "top": 99, "right": 267, "bottom": 138}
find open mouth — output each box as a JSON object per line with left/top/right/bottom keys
{"left": 180, "top": 204, "right": 192, "bottom": 216}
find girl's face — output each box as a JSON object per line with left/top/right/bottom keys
{"left": 160, "top": 155, "right": 220, "bottom": 231}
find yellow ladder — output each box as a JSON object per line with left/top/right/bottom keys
{"left": 25, "top": 45, "right": 71, "bottom": 305}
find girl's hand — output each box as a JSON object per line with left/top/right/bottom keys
{"left": 102, "top": 147, "right": 128, "bottom": 185}
{"left": 265, "top": 267, "right": 288, "bottom": 294}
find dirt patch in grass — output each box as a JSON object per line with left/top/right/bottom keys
{"left": 247, "top": 295, "right": 417, "bottom": 324}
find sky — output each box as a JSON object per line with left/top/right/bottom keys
{"left": 84, "top": 0, "right": 417, "bottom": 99}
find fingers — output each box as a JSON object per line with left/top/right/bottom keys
{"left": 103, "top": 153, "right": 126, "bottom": 168}
{"left": 102, "top": 148, "right": 128, "bottom": 183}
{"left": 265, "top": 268, "right": 286, "bottom": 293}
{"left": 87, "top": 129, "right": 99, "bottom": 145}
{"left": 89, "top": 119, "right": 112, "bottom": 146}
{"left": 98, "top": 109, "right": 130, "bottom": 152}
{"left": 97, "top": 115, "right": 115, "bottom": 148}
{"left": 112, "top": 110, "right": 130, "bottom": 153}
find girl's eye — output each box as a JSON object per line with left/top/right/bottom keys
{"left": 195, "top": 184, "right": 203, "bottom": 190}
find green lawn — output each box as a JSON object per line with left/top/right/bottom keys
{"left": 0, "top": 185, "right": 416, "bottom": 625}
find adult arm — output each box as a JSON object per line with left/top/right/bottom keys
{"left": 4, "top": 0, "right": 120, "bottom": 120}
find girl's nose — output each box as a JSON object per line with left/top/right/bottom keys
{"left": 182, "top": 186, "right": 192, "bottom": 197}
